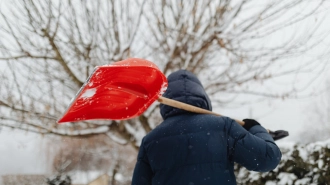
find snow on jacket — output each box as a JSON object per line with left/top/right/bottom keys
{"left": 131, "top": 70, "right": 282, "bottom": 185}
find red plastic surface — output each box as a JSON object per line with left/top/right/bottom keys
{"left": 58, "top": 58, "right": 168, "bottom": 123}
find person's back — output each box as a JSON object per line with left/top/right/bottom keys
{"left": 132, "top": 70, "right": 282, "bottom": 185}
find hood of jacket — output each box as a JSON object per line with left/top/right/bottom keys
{"left": 160, "top": 70, "right": 212, "bottom": 120}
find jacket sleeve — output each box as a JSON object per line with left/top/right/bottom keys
{"left": 132, "top": 138, "right": 153, "bottom": 185}
{"left": 226, "top": 118, "right": 282, "bottom": 172}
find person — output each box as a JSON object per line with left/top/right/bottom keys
{"left": 131, "top": 70, "right": 282, "bottom": 185}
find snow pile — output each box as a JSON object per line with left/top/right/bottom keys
{"left": 235, "top": 139, "right": 330, "bottom": 185}
{"left": 68, "top": 171, "right": 104, "bottom": 184}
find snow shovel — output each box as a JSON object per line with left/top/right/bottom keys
{"left": 57, "top": 58, "right": 288, "bottom": 140}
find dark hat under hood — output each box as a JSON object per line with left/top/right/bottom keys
{"left": 160, "top": 70, "right": 212, "bottom": 120}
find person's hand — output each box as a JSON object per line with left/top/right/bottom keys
{"left": 269, "top": 130, "right": 289, "bottom": 141}
{"left": 243, "top": 119, "right": 289, "bottom": 141}
{"left": 242, "top": 119, "right": 260, "bottom": 131}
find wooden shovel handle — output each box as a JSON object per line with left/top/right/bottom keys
{"left": 158, "top": 96, "right": 245, "bottom": 126}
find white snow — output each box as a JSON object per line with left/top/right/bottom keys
{"left": 265, "top": 182, "right": 277, "bottom": 185}
{"left": 115, "top": 173, "right": 124, "bottom": 182}
{"left": 54, "top": 126, "right": 109, "bottom": 136}
{"left": 318, "top": 159, "right": 324, "bottom": 169}
{"left": 81, "top": 88, "right": 96, "bottom": 99}
{"left": 69, "top": 170, "right": 104, "bottom": 184}
{"left": 68, "top": 170, "right": 126, "bottom": 184}
{"left": 295, "top": 178, "right": 316, "bottom": 185}
{"left": 160, "top": 82, "right": 168, "bottom": 96}
{"left": 106, "top": 132, "right": 127, "bottom": 145}
{"left": 278, "top": 172, "right": 296, "bottom": 184}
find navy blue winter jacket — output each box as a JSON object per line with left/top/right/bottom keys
{"left": 132, "top": 70, "right": 282, "bottom": 185}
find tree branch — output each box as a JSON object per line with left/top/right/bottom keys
{"left": 42, "top": 28, "right": 83, "bottom": 87}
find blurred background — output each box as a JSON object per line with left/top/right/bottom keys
{"left": 0, "top": 0, "right": 330, "bottom": 184}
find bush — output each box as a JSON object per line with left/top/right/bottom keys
{"left": 46, "top": 140, "right": 330, "bottom": 185}
{"left": 235, "top": 139, "right": 330, "bottom": 185}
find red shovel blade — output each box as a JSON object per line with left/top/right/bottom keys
{"left": 58, "top": 58, "right": 168, "bottom": 123}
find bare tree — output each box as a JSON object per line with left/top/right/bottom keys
{"left": 49, "top": 135, "right": 135, "bottom": 182}
{"left": 0, "top": 0, "right": 329, "bottom": 151}
{"left": 300, "top": 79, "right": 330, "bottom": 143}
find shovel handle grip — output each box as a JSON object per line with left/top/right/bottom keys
{"left": 158, "top": 96, "right": 245, "bottom": 126}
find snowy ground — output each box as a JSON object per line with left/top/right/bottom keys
{"left": 0, "top": 129, "right": 50, "bottom": 175}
